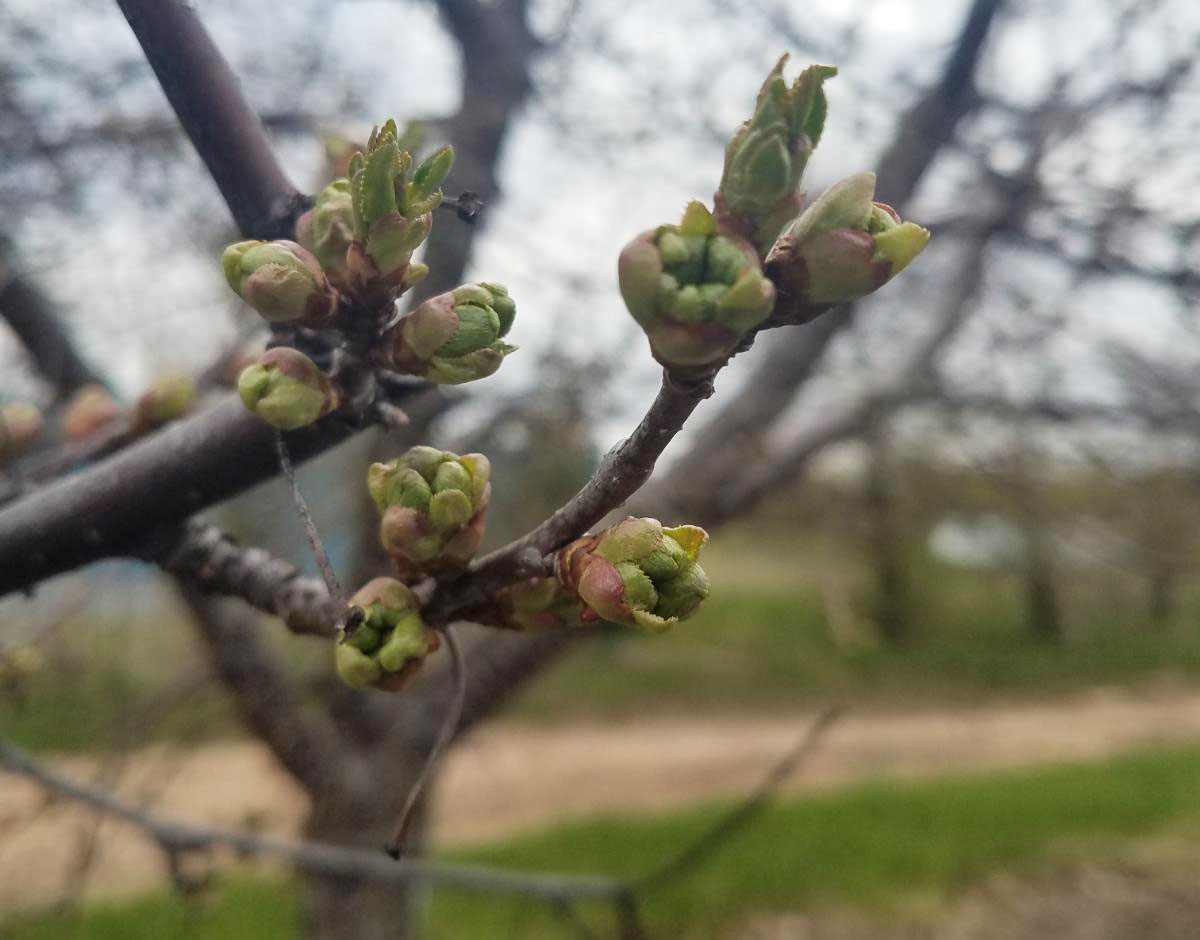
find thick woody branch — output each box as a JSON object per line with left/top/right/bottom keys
{"left": 0, "top": 395, "right": 358, "bottom": 596}
{"left": 0, "top": 738, "right": 625, "bottom": 901}
{"left": 114, "top": 0, "right": 306, "bottom": 239}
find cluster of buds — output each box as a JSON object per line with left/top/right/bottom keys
{"left": 224, "top": 120, "right": 450, "bottom": 325}
{"left": 222, "top": 239, "right": 338, "bottom": 327}
{"left": 557, "top": 517, "right": 710, "bottom": 632}
{"left": 381, "top": 282, "right": 516, "bottom": 385}
{"left": 335, "top": 578, "right": 440, "bottom": 690}
{"left": 0, "top": 402, "right": 43, "bottom": 462}
{"left": 494, "top": 577, "right": 588, "bottom": 632}
{"left": 237, "top": 347, "right": 339, "bottom": 430}
{"left": 717, "top": 57, "right": 837, "bottom": 250}
{"left": 131, "top": 372, "right": 196, "bottom": 433}
{"left": 61, "top": 384, "right": 121, "bottom": 438}
{"left": 297, "top": 120, "right": 450, "bottom": 307}
{"left": 618, "top": 202, "right": 775, "bottom": 367}
{"left": 369, "top": 446, "right": 491, "bottom": 578}
{"left": 766, "top": 172, "right": 929, "bottom": 322}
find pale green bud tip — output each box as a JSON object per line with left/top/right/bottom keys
{"left": 412, "top": 145, "right": 454, "bottom": 196}
{"left": 236, "top": 348, "right": 337, "bottom": 430}
{"left": 718, "top": 57, "right": 837, "bottom": 236}
{"left": 134, "top": 372, "right": 196, "bottom": 428}
{"left": 770, "top": 172, "right": 930, "bottom": 307}
{"left": 872, "top": 221, "right": 930, "bottom": 275}
{"left": 0, "top": 402, "right": 43, "bottom": 456}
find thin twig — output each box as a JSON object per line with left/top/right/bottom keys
{"left": 386, "top": 624, "right": 467, "bottom": 858}
{"left": 634, "top": 707, "right": 841, "bottom": 892}
{"left": 274, "top": 431, "right": 345, "bottom": 607}
{"left": 0, "top": 737, "right": 626, "bottom": 901}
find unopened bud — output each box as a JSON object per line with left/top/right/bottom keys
{"left": 222, "top": 239, "right": 338, "bottom": 325}
{"left": 766, "top": 172, "right": 929, "bottom": 320}
{"left": 0, "top": 402, "right": 43, "bottom": 460}
{"left": 335, "top": 578, "right": 440, "bottom": 691}
{"left": 369, "top": 447, "right": 490, "bottom": 575}
{"left": 382, "top": 282, "right": 517, "bottom": 384}
{"left": 236, "top": 347, "right": 339, "bottom": 430}
{"left": 61, "top": 385, "right": 121, "bottom": 438}
{"left": 618, "top": 202, "right": 774, "bottom": 367}
{"left": 717, "top": 57, "right": 837, "bottom": 249}
{"left": 131, "top": 372, "right": 195, "bottom": 432}
{"left": 557, "top": 517, "right": 710, "bottom": 632}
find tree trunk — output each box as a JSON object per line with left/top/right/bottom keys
{"left": 864, "top": 426, "right": 912, "bottom": 644}
{"left": 301, "top": 791, "right": 428, "bottom": 940}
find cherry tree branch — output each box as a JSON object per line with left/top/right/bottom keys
{"left": 0, "top": 737, "right": 625, "bottom": 902}
{"left": 114, "top": 0, "right": 307, "bottom": 239}
{"left": 0, "top": 395, "right": 359, "bottom": 595}
{"left": 182, "top": 586, "right": 353, "bottom": 799}
{"left": 164, "top": 522, "right": 341, "bottom": 638}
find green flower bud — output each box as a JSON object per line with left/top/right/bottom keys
{"left": 717, "top": 57, "right": 837, "bottom": 250}
{"left": 335, "top": 578, "right": 439, "bottom": 691}
{"left": 222, "top": 239, "right": 338, "bottom": 325}
{"left": 132, "top": 372, "right": 196, "bottom": 431}
{"left": 368, "top": 447, "right": 491, "bottom": 575}
{"left": 557, "top": 517, "right": 710, "bottom": 632}
{"left": 330, "top": 120, "right": 448, "bottom": 306}
{"left": 618, "top": 202, "right": 775, "bottom": 367}
{"left": 296, "top": 179, "right": 354, "bottom": 280}
{"left": 236, "top": 348, "right": 339, "bottom": 430}
{"left": 0, "top": 402, "right": 44, "bottom": 461}
{"left": 61, "top": 384, "right": 121, "bottom": 438}
{"left": 382, "top": 283, "right": 518, "bottom": 385}
{"left": 766, "top": 172, "right": 930, "bottom": 321}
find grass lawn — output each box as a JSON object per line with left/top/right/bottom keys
{"left": 7, "top": 744, "right": 1200, "bottom": 939}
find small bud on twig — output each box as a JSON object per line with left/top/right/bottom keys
{"left": 222, "top": 240, "right": 338, "bottom": 325}
{"left": 380, "top": 282, "right": 517, "bottom": 384}
{"left": 131, "top": 372, "right": 196, "bottom": 432}
{"left": 557, "top": 517, "right": 710, "bottom": 632}
{"left": 335, "top": 578, "right": 440, "bottom": 691}
{"left": 236, "top": 348, "right": 339, "bottom": 430}
{"left": 61, "top": 385, "right": 121, "bottom": 439}
{"left": 717, "top": 57, "right": 837, "bottom": 251}
{"left": 766, "top": 171, "right": 929, "bottom": 322}
{"left": 0, "top": 402, "right": 44, "bottom": 461}
{"left": 619, "top": 202, "right": 775, "bottom": 367}
{"left": 494, "top": 577, "right": 589, "bottom": 632}
{"left": 369, "top": 446, "right": 491, "bottom": 577}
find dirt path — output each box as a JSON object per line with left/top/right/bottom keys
{"left": 3, "top": 685, "right": 1200, "bottom": 911}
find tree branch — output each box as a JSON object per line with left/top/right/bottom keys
{"left": 113, "top": 0, "right": 306, "bottom": 238}
{"left": 0, "top": 252, "right": 101, "bottom": 399}
{"left": 424, "top": 374, "right": 715, "bottom": 624}
{"left": 164, "top": 521, "right": 340, "bottom": 638}
{"left": 0, "top": 394, "right": 360, "bottom": 596}
{"left": 0, "top": 737, "right": 625, "bottom": 901}
{"left": 181, "top": 586, "right": 356, "bottom": 800}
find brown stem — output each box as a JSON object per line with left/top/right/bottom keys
{"left": 113, "top": 0, "right": 306, "bottom": 238}
{"left": 0, "top": 395, "right": 357, "bottom": 595}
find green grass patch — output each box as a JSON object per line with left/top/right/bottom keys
{"left": 7, "top": 745, "right": 1200, "bottom": 939}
